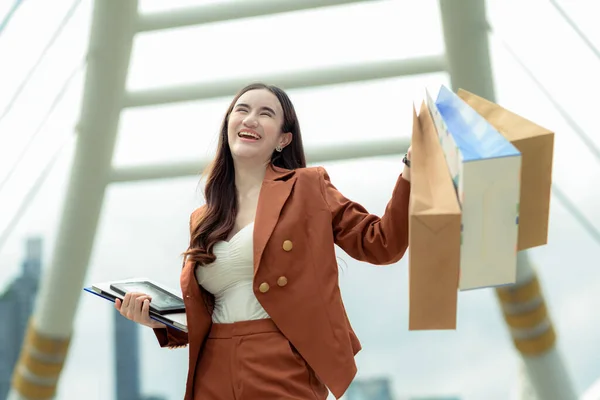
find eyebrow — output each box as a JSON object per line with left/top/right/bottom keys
{"left": 235, "top": 103, "right": 277, "bottom": 115}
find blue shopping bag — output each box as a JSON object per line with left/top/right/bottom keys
{"left": 426, "top": 85, "right": 522, "bottom": 290}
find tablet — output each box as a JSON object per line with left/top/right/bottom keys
{"left": 110, "top": 280, "right": 185, "bottom": 315}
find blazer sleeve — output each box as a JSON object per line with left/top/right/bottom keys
{"left": 317, "top": 166, "right": 410, "bottom": 265}
{"left": 152, "top": 210, "right": 199, "bottom": 348}
{"left": 153, "top": 326, "right": 189, "bottom": 349}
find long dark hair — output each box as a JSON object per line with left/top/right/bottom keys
{"left": 184, "top": 83, "right": 306, "bottom": 266}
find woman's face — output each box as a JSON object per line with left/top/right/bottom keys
{"left": 227, "top": 89, "right": 292, "bottom": 164}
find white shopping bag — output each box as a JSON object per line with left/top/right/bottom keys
{"left": 426, "top": 85, "right": 522, "bottom": 290}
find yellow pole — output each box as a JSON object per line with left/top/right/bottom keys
{"left": 496, "top": 252, "right": 576, "bottom": 400}
{"left": 10, "top": 320, "right": 70, "bottom": 399}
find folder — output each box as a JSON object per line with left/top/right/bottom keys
{"left": 84, "top": 278, "right": 187, "bottom": 332}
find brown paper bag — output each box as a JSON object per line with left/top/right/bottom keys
{"left": 408, "top": 102, "right": 461, "bottom": 330}
{"left": 457, "top": 89, "right": 554, "bottom": 250}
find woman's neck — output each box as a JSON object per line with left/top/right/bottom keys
{"left": 233, "top": 159, "right": 268, "bottom": 198}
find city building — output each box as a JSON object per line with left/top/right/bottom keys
{"left": 0, "top": 237, "right": 43, "bottom": 400}
{"left": 114, "top": 292, "right": 166, "bottom": 400}
{"left": 114, "top": 310, "right": 142, "bottom": 400}
{"left": 346, "top": 377, "right": 394, "bottom": 400}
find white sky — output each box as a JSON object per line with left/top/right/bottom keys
{"left": 1, "top": 0, "right": 600, "bottom": 399}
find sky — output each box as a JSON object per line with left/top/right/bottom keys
{"left": 1, "top": 0, "right": 600, "bottom": 399}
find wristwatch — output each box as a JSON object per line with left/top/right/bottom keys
{"left": 402, "top": 153, "right": 411, "bottom": 168}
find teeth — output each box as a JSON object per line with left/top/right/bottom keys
{"left": 239, "top": 131, "right": 259, "bottom": 140}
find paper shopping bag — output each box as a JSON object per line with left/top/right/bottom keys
{"left": 408, "top": 102, "right": 461, "bottom": 330}
{"left": 457, "top": 89, "right": 554, "bottom": 250}
{"left": 427, "top": 85, "right": 522, "bottom": 290}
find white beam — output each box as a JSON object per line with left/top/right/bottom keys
{"left": 123, "top": 56, "right": 447, "bottom": 108}
{"left": 438, "top": 0, "right": 495, "bottom": 100}
{"left": 136, "top": 0, "right": 375, "bottom": 33}
{"left": 8, "top": 0, "right": 137, "bottom": 398}
{"left": 109, "top": 137, "right": 411, "bottom": 183}
{"left": 32, "top": 0, "right": 136, "bottom": 335}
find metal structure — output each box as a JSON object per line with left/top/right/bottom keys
{"left": 8, "top": 0, "right": 138, "bottom": 398}
{"left": 438, "top": 2, "right": 576, "bottom": 399}
{"left": 497, "top": 253, "right": 576, "bottom": 400}
{"left": 4, "top": 0, "right": 583, "bottom": 399}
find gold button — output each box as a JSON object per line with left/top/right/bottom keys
{"left": 259, "top": 282, "right": 270, "bottom": 293}
{"left": 277, "top": 276, "right": 288, "bottom": 287}
{"left": 282, "top": 240, "right": 293, "bottom": 251}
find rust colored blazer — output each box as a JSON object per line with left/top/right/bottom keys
{"left": 154, "top": 164, "right": 410, "bottom": 399}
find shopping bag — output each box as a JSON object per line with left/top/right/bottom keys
{"left": 408, "top": 102, "right": 461, "bottom": 330}
{"left": 457, "top": 89, "right": 554, "bottom": 250}
{"left": 427, "top": 85, "right": 521, "bottom": 290}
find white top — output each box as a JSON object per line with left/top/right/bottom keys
{"left": 194, "top": 222, "right": 270, "bottom": 324}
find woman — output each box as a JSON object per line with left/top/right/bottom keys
{"left": 115, "top": 82, "right": 412, "bottom": 400}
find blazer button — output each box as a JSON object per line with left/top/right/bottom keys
{"left": 277, "top": 276, "right": 288, "bottom": 287}
{"left": 282, "top": 240, "right": 293, "bottom": 252}
{"left": 259, "top": 282, "right": 270, "bottom": 293}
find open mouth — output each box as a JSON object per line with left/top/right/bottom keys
{"left": 238, "top": 131, "right": 260, "bottom": 140}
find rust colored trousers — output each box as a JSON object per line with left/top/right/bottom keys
{"left": 193, "top": 318, "right": 329, "bottom": 400}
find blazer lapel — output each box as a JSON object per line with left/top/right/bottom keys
{"left": 253, "top": 164, "right": 297, "bottom": 275}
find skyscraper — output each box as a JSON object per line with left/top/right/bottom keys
{"left": 0, "top": 237, "right": 43, "bottom": 400}
{"left": 114, "top": 291, "right": 167, "bottom": 400}
{"left": 346, "top": 377, "right": 395, "bottom": 400}
{"left": 114, "top": 309, "right": 142, "bottom": 400}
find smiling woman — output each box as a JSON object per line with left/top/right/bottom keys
{"left": 115, "top": 82, "right": 412, "bottom": 400}
{"left": 225, "top": 84, "right": 305, "bottom": 170}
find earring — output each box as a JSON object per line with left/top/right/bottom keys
{"left": 275, "top": 145, "right": 283, "bottom": 152}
